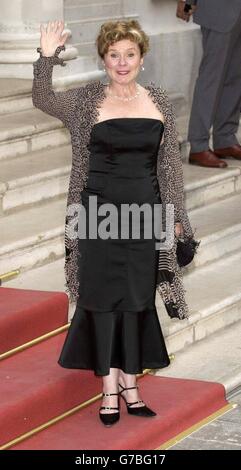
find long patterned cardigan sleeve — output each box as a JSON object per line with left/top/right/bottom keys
{"left": 155, "top": 87, "right": 196, "bottom": 320}
{"left": 32, "top": 45, "right": 83, "bottom": 302}
{"left": 32, "top": 45, "right": 79, "bottom": 126}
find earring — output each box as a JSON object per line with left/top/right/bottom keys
{"left": 141, "top": 65, "right": 145, "bottom": 71}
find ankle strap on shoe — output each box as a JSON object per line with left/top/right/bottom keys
{"left": 127, "top": 399, "right": 144, "bottom": 407}
{"left": 102, "top": 392, "right": 119, "bottom": 397}
{"left": 119, "top": 383, "right": 138, "bottom": 392}
{"left": 100, "top": 406, "right": 119, "bottom": 410}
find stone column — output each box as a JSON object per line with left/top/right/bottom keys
{"left": 0, "top": 0, "right": 78, "bottom": 79}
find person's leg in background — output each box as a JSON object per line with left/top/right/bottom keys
{"left": 188, "top": 26, "right": 234, "bottom": 168}
{"left": 213, "top": 14, "right": 241, "bottom": 159}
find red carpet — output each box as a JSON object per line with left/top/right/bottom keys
{"left": 0, "top": 333, "right": 101, "bottom": 446}
{"left": 11, "top": 375, "right": 229, "bottom": 450}
{"left": 0, "top": 288, "right": 230, "bottom": 450}
{"left": 0, "top": 287, "right": 68, "bottom": 354}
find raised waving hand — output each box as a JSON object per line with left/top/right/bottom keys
{"left": 40, "top": 20, "right": 69, "bottom": 57}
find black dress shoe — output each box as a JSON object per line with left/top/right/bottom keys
{"left": 118, "top": 383, "right": 156, "bottom": 417}
{"left": 99, "top": 392, "right": 120, "bottom": 426}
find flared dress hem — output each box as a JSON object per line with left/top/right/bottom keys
{"left": 58, "top": 303, "right": 170, "bottom": 377}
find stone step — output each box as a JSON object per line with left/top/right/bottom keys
{"left": 0, "top": 144, "right": 71, "bottom": 214}
{"left": 0, "top": 108, "right": 69, "bottom": 161}
{"left": 64, "top": 1, "right": 123, "bottom": 22}
{"left": 0, "top": 79, "right": 33, "bottom": 115}
{"left": 0, "top": 198, "right": 66, "bottom": 276}
{"left": 188, "top": 193, "right": 241, "bottom": 269}
{"left": 68, "top": 13, "right": 139, "bottom": 46}
{"left": 3, "top": 258, "right": 66, "bottom": 295}
{"left": 156, "top": 250, "right": 241, "bottom": 356}
{"left": 64, "top": 0, "right": 118, "bottom": 5}
{"left": 184, "top": 160, "right": 241, "bottom": 210}
{"left": 72, "top": 41, "right": 97, "bottom": 58}
{"left": 154, "top": 317, "right": 241, "bottom": 397}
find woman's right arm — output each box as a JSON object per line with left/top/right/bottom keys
{"left": 32, "top": 21, "right": 80, "bottom": 127}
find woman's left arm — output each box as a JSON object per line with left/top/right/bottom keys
{"left": 158, "top": 88, "right": 194, "bottom": 240}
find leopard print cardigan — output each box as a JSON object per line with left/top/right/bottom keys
{"left": 32, "top": 45, "right": 195, "bottom": 320}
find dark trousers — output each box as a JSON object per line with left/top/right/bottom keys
{"left": 188, "top": 13, "right": 241, "bottom": 152}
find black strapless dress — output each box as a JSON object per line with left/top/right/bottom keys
{"left": 58, "top": 118, "right": 170, "bottom": 376}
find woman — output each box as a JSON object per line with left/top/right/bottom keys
{"left": 32, "top": 19, "right": 195, "bottom": 427}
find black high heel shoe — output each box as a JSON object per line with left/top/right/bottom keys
{"left": 99, "top": 392, "right": 120, "bottom": 426}
{"left": 118, "top": 383, "right": 156, "bottom": 417}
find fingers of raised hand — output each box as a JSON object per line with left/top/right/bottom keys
{"left": 43, "top": 20, "right": 64, "bottom": 35}
{"left": 40, "top": 23, "right": 46, "bottom": 35}
{"left": 49, "top": 21, "right": 56, "bottom": 33}
{"left": 55, "top": 20, "right": 65, "bottom": 35}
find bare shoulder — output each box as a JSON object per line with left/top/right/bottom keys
{"left": 139, "top": 84, "right": 165, "bottom": 122}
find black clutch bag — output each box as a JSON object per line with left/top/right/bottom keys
{"left": 176, "top": 237, "right": 200, "bottom": 267}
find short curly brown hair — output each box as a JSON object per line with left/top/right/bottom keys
{"left": 96, "top": 19, "right": 150, "bottom": 58}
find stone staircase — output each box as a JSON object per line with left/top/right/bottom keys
{"left": 1, "top": 17, "right": 241, "bottom": 387}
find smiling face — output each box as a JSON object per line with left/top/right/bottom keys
{"left": 103, "top": 39, "right": 144, "bottom": 85}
